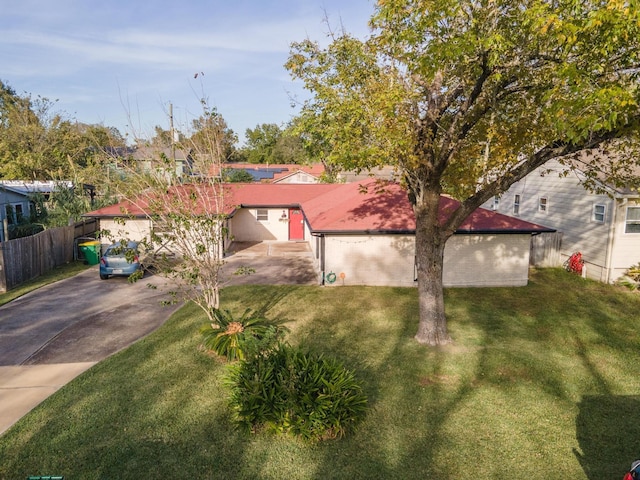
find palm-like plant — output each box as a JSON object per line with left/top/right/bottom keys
{"left": 200, "top": 308, "right": 288, "bottom": 361}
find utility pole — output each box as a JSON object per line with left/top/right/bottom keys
{"left": 169, "top": 102, "right": 176, "bottom": 165}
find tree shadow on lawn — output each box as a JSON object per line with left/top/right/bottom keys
{"left": 214, "top": 275, "right": 640, "bottom": 479}
{"left": 297, "top": 270, "right": 640, "bottom": 479}
{"left": 7, "top": 274, "right": 638, "bottom": 479}
{"left": 575, "top": 395, "right": 640, "bottom": 479}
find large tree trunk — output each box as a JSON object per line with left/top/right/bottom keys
{"left": 413, "top": 192, "right": 452, "bottom": 346}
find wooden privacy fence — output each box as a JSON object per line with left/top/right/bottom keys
{"left": 0, "top": 219, "right": 99, "bottom": 292}
{"left": 75, "top": 218, "right": 98, "bottom": 239}
{"left": 530, "top": 231, "right": 563, "bottom": 268}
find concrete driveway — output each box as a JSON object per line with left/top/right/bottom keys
{"left": 0, "top": 268, "right": 182, "bottom": 434}
{"left": 222, "top": 241, "right": 319, "bottom": 285}
{"left": 0, "top": 241, "right": 319, "bottom": 434}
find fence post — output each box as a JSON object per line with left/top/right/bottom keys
{"left": 0, "top": 241, "right": 6, "bottom": 293}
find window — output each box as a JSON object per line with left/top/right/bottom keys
{"left": 593, "top": 204, "right": 606, "bottom": 223}
{"left": 513, "top": 194, "right": 521, "bottom": 215}
{"left": 492, "top": 195, "right": 500, "bottom": 211}
{"left": 4, "top": 204, "right": 15, "bottom": 224}
{"left": 14, "top": 204, "right": 24, "bottom": 222}
{"left": 625, "top": 206, "right": 640, "bottom": 233}
{"left": 538, "top": 197, "right": 548, "bottom": 213}
{"left": 256, "top": 209, "right": 268, "bottom": 221}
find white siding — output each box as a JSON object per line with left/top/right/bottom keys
{"left": 610, "top": 199, "right": 640, "bottom": 280}
{"left": 482, "top": 159, "right": 619, "bottom": 282}
{"left": 274, "top": 172, "right": 319, "bottom": 184}
{"left": 320, "top": 233, "right": 532, "bottom": 287}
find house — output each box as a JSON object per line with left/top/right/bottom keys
{"left": 337, "top": 165, "right": 399, "bottom": 183}
{"left": 272, "top": 164, "right": 325, "bottom": 184}
{"left": 212, "top": 163, "right": 397, "bottom": 184}
{"left": 0, "top": 181, "right": 73, "bottom": 242}
{"left": 85, "top": 180, "right": 552, "bottom": 288}
{"left": 482, "top": 158, "right": 640, "bottom": 283}
{"left": 212, "top": 163, "right": 325, "bottom": 183}
{"left": 130, "top": 146, "right": 194, "bottom": 178}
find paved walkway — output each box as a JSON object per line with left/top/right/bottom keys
{"left": 0, "top": 363, "right": 97, "bottom": 434}
{"left": 0, "top": 241, "right": 318, "bottom": 435}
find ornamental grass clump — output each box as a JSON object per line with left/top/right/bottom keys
{"left": 225, "top": 343, "right": 368, "bottom": 442}
{"left": 618, "top": 263, "right": 640, "bottom": 291}
{"left": 200, "top": 308, "right": 288, "bottom": 361}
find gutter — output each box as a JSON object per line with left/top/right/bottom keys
{"left": 311, "top": 229, "right": 416, "bottom": 236}
{"left": 604, "top": 197, "right": 625, "bottom": 283}
{"left": 310, "top": 228, "right": 556, "bottom": 236}
{"left": 81, "top": 213, "right": 148, "bottom": 219}
{"left": 453, "top": 228, "right": 556, "bottom": 234}
{"left": 240, "top": 203, "right": 302, "bottom": 209}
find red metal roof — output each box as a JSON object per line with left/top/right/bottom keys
{"left": 301, "top": 181, "right": 416, "bottom": 232}
{"left": 85, "top": 180, "right": 553, "bottom": 234}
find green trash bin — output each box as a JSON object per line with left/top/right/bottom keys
{"left": 79, "top": 240, "right": 101, "bottom": 265}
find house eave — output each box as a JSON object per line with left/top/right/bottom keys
{"left": 454, "top": 228, "right": 556, "bottom": 234}
{"left": 311, "top": 227, "right": 555, "bottom": 236}
{"left": 311, "top": 229, "right": 415, "bottom": 236}
{"left": 81, "top": 213, "right": 148, "bottom": 219}
{"left": 241, "top": 203, "right": 302, "bottom": 209}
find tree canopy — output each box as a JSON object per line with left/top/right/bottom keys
{"left": 241, "top": 122, "right": 306, "bottom": 164}
{"left": 0, "top": 80, "right": 126, "bottom": 181}
{"left": 287, "top": 0, "right": 640, "bottom": 345}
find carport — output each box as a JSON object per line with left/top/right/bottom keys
{"left": 222, "top": 241, "right": 319, "bottom": 285}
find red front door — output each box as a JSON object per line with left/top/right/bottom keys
{"left": 288, "top": 209, "right": 304, "bottom": 240}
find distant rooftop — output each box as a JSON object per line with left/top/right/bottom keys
{"left": 0, "top": 180, "right": 73, "bottom": 195}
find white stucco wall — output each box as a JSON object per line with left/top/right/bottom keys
{"left": 321, "top": 234, "right": 416, "bottom": 287}
{"left": 320, "top": 233, "right": 532, "bottom": 287}
{"left": 443, "top": 234, "right": 531, "bottom": 287}
{"left": 98, "top": 218, "right": 151, "bottom": 243}
{"left": 229, "top": 208, "right": 292, "bottom": 242}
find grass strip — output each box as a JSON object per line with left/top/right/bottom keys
{"left": 0, "top": 261, "right": 90, "bottom": 307}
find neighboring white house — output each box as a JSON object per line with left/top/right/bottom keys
{"left": 272, "top": 168, "right": 322, "bottom": 184}
{"left": 482, "top": 158, "right": 640, "bottom": 283}
{"left": 85, "top": 180, "right": 553, "bottom": 288}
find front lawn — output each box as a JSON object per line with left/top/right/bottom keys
{"left": 1, "top": 269, "right": 639, "bottom": 479}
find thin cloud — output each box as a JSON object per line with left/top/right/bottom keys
{"left": 0, "top": 0, "right": 374, "bottom": 139}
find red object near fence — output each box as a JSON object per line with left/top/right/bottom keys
{"left": 566, "top": 252, "right": 584, "bottom": 275}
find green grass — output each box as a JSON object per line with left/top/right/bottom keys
{"left": 0, "top": 261, "right": 90, "bottom": 307}
{"left": 1, "top": 269, "right": 640, "bottom": 479}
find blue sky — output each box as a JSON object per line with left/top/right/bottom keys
{"left": 0, "top": 0, "right": 374, "bottom": 143}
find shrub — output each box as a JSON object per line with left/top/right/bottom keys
{"left": 7, "top": 222, "right": 45, "bottom": 240}
{"left": 617, "top": 263, "right": 640, "bottom": 291}
{"left": 225, "top": 343, "right": 368, "bottom": 442}
{"left": 200, "top": 308, "right": 288, "bottom": 361}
